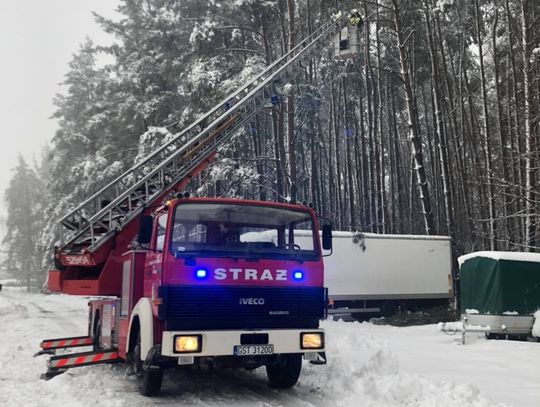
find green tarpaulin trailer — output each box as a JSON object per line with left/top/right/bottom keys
{"left": 458, "top": 251, "right": 540, "bottom": 336}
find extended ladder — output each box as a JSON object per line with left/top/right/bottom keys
{"left": 58, "top": 15, "right": 347, "bottom": 257}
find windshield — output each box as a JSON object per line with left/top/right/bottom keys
{"left": 170, "top": 202, "right": 318, "bottom": 261}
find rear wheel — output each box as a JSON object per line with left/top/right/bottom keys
{"left": 133, "top": 332, "right": 163, "bottom": 396}
{"left": 92, "top": 312, "right": 101, "bottom": 351}
{"left": 266, "top": 353, "right": 302, "bottom": 389}
{"left": 381, "top": 301, "right": 401, "bottom": 318}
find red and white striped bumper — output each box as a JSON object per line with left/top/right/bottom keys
{"left": 40, "top": 336, "right": 93, "bottom": 350}
{"left": 48, "top": 350, "right": 121, "bottom": 369}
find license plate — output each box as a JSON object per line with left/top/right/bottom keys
{"left": 233, "top": 344, "right": 274, "bottom": 356}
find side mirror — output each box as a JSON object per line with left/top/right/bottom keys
{"left": 138, "top": 215, "right": 153, "bottom": 245}
{"left": 322, "top": 223, "right": 333, "bottom": 251}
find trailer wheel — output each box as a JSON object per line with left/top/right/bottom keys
{"left": 381, "top": 301, "right": 401, "bottom": 318}
{"left": 133, "top": 332, "right": 163, "bottom": 397}
{"left": 266, "top": 353, "right": 302, "bottom": 389}
{"left": 485, "top": 332, "right": 505, "bottom": 340}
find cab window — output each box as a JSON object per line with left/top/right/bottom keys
{"left": 155, "top": 214, "right": 168, "bottom": 252}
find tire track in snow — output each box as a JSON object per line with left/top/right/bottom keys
{"left": 148, "top": 366, "right": 327, "bottom": 407}
{"left": 1, "top": 290, "right": 84, "bottom": 333}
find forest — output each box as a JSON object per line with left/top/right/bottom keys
{"left": 2, "top": 0, "right": 540, "bottom": 286}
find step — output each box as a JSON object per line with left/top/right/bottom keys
{"left": 41, "top": 349, "right": 122, "bottom": 379}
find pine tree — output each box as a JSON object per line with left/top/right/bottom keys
{"left": 3, "top": 156, "right": 45, "bottom": 290}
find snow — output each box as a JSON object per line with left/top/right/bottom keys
{"left": 503, "top": 311, "right": 519, "bottom": 316}
{"left": 331, "top": 231, "right": 451, "bottom": 241}
{"left": 189, "top": 21, "right": 217, "bottom": 47}
{"left": 437, "top": 321, "right": 464, "bottom": 332}
{"left": 458, "top": 251, "right": 540, "bottom": 266}
{"left": 438, "top": 321, "right": 493, "bottom": 334}
{"left": 283, "top": 83, "right": 294, "bottom": 95}
{"left": 532, "top": 311, "right": 540, "bottom": 338}
{"left": 466, "top": 309, "right": 480, "bottom": 314}
{"left": 531, "top": 48, "right": 540, "bottom": 62}
{"left": 1, "top": 287, "right": 539, "bottom": 406}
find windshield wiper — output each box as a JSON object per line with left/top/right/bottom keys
{"left": 175, "top": 248, "right": 308, "bottom": 263}
{"left": 175, "top": 248, "right": 242, "bottom": 262}
{"left": 287, "top": 254, "right": 305, "bottom": 264}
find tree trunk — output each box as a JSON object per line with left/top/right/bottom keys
{"left": 375, "top": 2, "right": 386, "bottom": 233}
{"left": 391, "top": 0, "right": 435, "bottom": 235}
{"left": 286, "top": 0, "right": 297, "bottom": 202}
{"left": 474, "top": 0, "right": 497, "bottom": 250}
{"left": 520, "top": 0, "right": 537, "bottom": 250}
{"left": 423, "top": 0, "right": 454, "bottom": 238}
{"left": 491, "top": 7, "right": 510, "bottom": 249}
{"left": 343, "top": 78, "right": 357, "bottom": 230}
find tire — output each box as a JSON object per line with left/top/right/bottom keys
{"left": 92, "top": 313, "right": 101, "bottom": 351}
{"left": 141, "top": 368, "right": 163, "bottom": 397}
{"left": 266, "top": 353, "right": 302, "bottom": 389}
{"left": 381, "top": 301, "right": 401, "bottom": 318}
{"left": 133, "top": 332, "right": 163, "bottom": 397}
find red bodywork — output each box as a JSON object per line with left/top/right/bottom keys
{"left": 160, "top": 197, "right": 323, "bottom": 286}
{"left": 140, "top": 197, "right": 324, "bottom": 351}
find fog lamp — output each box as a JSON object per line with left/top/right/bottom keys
{"left": 174, "top": 335, "right": 202, "bottom": 353}
{"left": 301, "top": 332, "right": 324, "bottom": 349}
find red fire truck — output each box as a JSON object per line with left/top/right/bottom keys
{"left": 41, "top": 196, "right": 331, "bottom": 396}
{"left": 36, "top": 12, "right": 353, "bottom": 396}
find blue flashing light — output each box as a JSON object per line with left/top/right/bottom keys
{"left": 195, "top": 269, "right": 208, "bottom": 279}
{"left": 293, "top": 270, "right": 304, "bottom": 281}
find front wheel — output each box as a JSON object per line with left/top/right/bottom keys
{"left": 266, "top": 353, "right": 302, "bottom": 389}
{"left": 133, "top": 332, "right": 163, "bottom": 396}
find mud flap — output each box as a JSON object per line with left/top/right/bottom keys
{"left": 40, "top": 368, "right": 67, "bottom": 380}
{"left": 34, "top": 349, "right": 56, "bottom": 357}
{"left": 309, "top": 351, "right": 327, "bottom": 365}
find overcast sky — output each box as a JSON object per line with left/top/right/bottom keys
{"left": 0, "top": 0, "right": 120, "bottom": 215}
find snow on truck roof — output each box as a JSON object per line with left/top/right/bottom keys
{"left": 293, "top": 230, "right": 451, "bottom": 241}
{"left": 458, "top": 251, "right": 540, "bottom": 266}
{"left": 330, "top": 231, "right": 451, "bottom": 241}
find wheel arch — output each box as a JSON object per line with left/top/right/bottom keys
{"left": 127, "top": 298, "right": 154, "bottom": 360}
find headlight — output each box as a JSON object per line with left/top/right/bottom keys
{"left": 174, "top": 335, "right": 202, "bottom": 353}
{"left": 301, "top": 332, "right": 324, "bottom": 349}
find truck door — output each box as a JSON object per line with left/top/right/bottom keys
{"left": 143, "top": 213, "right": 166, "bottom": 308}
{"left": 118, "top": 250, "right": 145, "bottom": 358}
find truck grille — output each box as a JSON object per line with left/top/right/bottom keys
{"left": 158, "top": 285, "right": 326, "bottom": 330}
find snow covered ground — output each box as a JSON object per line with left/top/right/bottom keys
{"left": 0, "top": 286, "right": 538, "bottom": 407}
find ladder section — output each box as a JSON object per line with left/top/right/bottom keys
{"left": 58, "top": 15, "right": 346, "bottom": 256}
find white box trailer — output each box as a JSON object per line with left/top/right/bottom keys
{"left": 247, "top": 230, "right": 454, "bottom": 316}
{"left": 299, "top": 231, "right": 453, "bottom": 316}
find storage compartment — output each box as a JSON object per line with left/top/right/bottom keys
{"left": 47, "top": 270, "right": 63, "bottom": 292}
